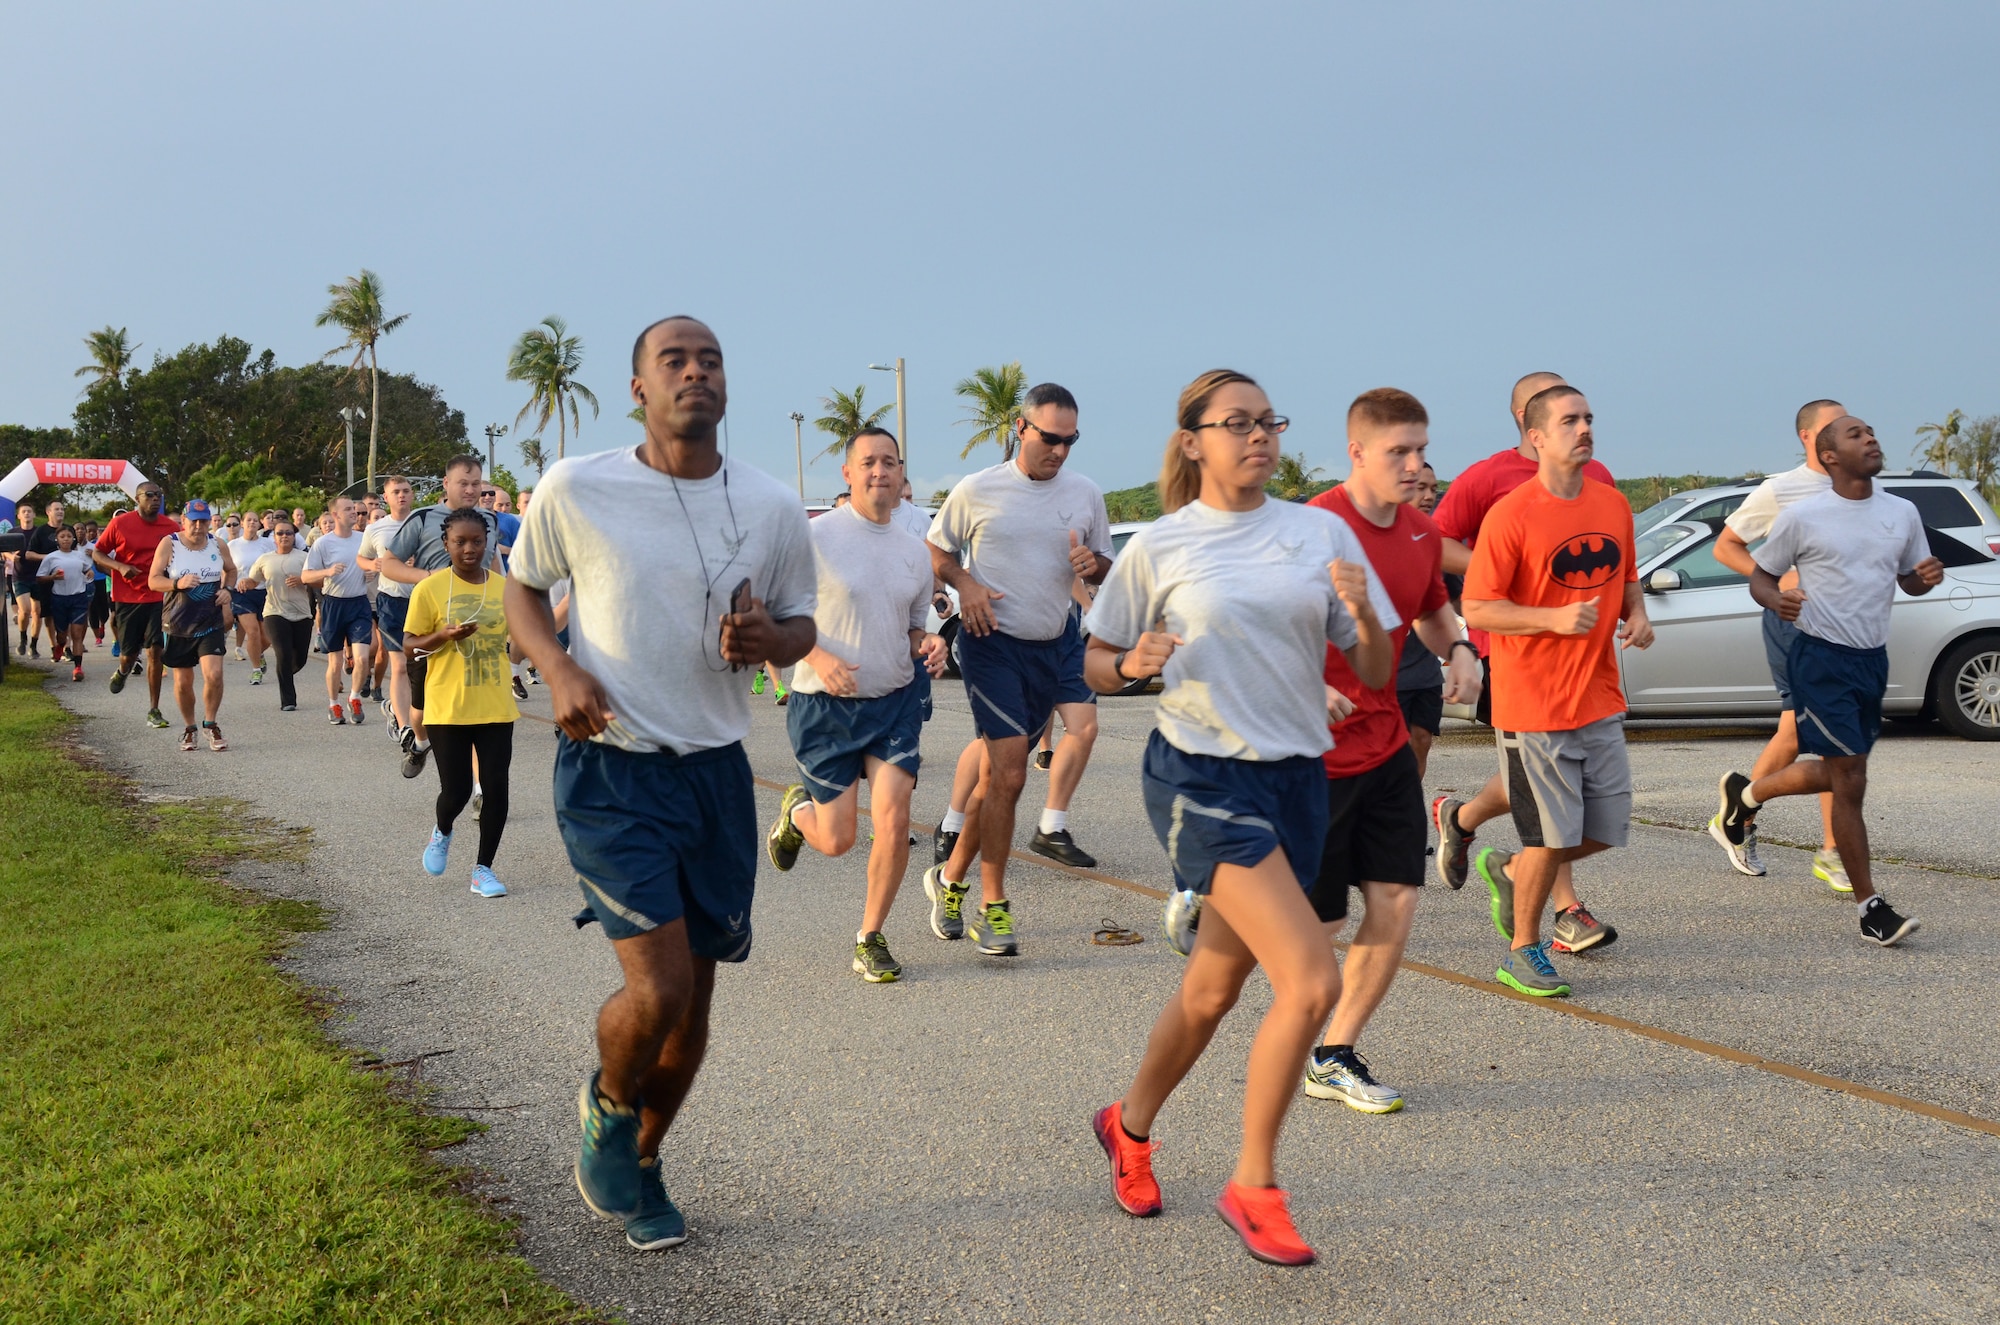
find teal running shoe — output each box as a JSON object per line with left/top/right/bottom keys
{"left": 575, "top": 1071, "right": 641, "bottom": 1218}
{"left": 1475, "top": 847, "right": 1514, "bottom": 941}
{"left": 470, "top": 865, "right": 507, "bottom": 898}
{"left": 767, "top": 783, "right": 810, "bottom": 871}
{"left": 1497, "top": 941, "right": 1570, "bottom": 997}
{"left": 423, "top": 828, "right": 451, "bottom": 876}
{"left": 625, "top": 1158, "right": 688, "bottom": 1250}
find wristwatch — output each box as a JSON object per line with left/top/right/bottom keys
{"left": 1112, "top": 650, "right": 1132, "bottom": 680}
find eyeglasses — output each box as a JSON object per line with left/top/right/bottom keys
{"left": 1023, "top": 422, "right": 1081, "bottom": 448}
{"left": 1192, "top": 414, "right": 1289, "bottom": 438}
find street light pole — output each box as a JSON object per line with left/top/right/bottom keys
{"left": 483, "top": 423, "right": 508, "bottom": 476}
{"left": 338, "top": 406, "right": 365, "bottom": 490}
{"left": 868, "top": 359, "right": 907, "bottom": 465}
{"left": 789, "top": 412, "right": 806, "bottom": 500}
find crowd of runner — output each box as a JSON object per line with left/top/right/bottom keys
{"left": 1, "top": 316, "right": 1938, "bottom": 1268}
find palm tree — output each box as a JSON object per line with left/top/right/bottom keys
{"left": 1915, "top": 409, "right": 1964, "bottom": 472}
{"left": 1267, "top": 452, "right": 1326, "bottom": 501}
{"left": 953, "top": 362, "right": 1027, "bottom": 460}
{"left": 315, "top": 270, "right": 408, "bottom": 493}
{"left": 506, "top": 316, "right": 600, "bottom": 462}
{"left": 813, "top": 384, "right": 893, "bottom": 458}
{"left": 75, "top": 325, "right": 139, "bottom": 391}
{"left": 517, "top": 434, "right": 549, "bottom": 479}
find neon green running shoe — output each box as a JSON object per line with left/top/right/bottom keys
{"left": 1497, "top": 941, "right": 1570, "bottom": 997}
{"left": 970, "top": 899, "right": 1018, "bottom": 956}
{"left": 853, "top": 931, "right": 903, "bottom": 982}
{"left": 1813, "top": 849, "right": 1853, "bottom": 894}
{"left": 767, "top": 783, "right": 810, "bottom": 871}
{"left": 751, "top": 671, "right": 767, "bottom": 695}
{"left": 1474, "top": 847, "right": 1514, "bottom": 941}
{"left": 145, "top": 708, "right": 171, "bottom": 729}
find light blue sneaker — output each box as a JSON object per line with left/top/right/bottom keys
{"left": 422, "top": 827, "right": 451, "bottom": 876}
{"left": 625, "top": 1157, "right": 688, "bottom": 1250}
{"left": 470, "top": 865, "right": 507, "bottom": 898}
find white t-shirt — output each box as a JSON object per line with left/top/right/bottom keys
{"left": 510, "top": 449, "right": 817, "bottom": 755}
{"left": 1724, "top": 463, "right": 1832, "bottom": 545}
{"left": 791, "top": 503, "right": 932, "bottom": 700}
{"left": 1085, "top": 499, "right": 1401, "bottom": 761}
{"left": 306, "top": 530, "right": 368, "bottom": 598}
{"left": 38, "top": 547, "right": 95, "bottom": 595}
{"left": 927, "top": 459, "right": 1111, "bottom": 642}
{"left": 890, "top": 501, "right": 932, "bottom": 541}
{"left": 1753, "top": 488, "right": 1927, "bottom": 652}
{"left": 360, "top": 514, "right": 413, "bottom": 599}
{"left": 229, "top": 534, "right": 274, "bottom": 589}
{"left": 249, "top": 550, "right": 312, "bottom": 620}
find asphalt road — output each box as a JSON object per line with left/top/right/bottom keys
{"left": 38, "top": 647, "right": 2000, "bottom": 1324}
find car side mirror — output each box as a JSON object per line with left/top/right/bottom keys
{"left": 1645, "top": 568, "right": 1684, "bottom": 594}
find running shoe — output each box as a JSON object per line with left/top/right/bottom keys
{"left": 349, "top": 696, "right": 364, "bottom": 725}
{"left": 380, "top": 695, "right": 394, "bottom": 721}
{"left": 970, "top": 900, "right": 1018, "bottom": 956}
{"left": 1433, "top": 795, "right": 1473, "bottom": 889}
{"left": 108, "top": 666, "right": 127, "bottom": 695}
{"left": 204, "top": 721, "right": 227, "bottom": 752}
{"left": 751, "top": 670, "right": 767, "bottom": 695}
{"left": 1859, "top": 896, "right": 1918, "bottom": 947}
{"left": 932, "top": 824, "right": 959, "bottom": 867}
{"left": 625, "top": 1158, "right": 687, "bottom": 1251}
{"left": 1163, "top": 888, "right": 1201, "bottom": 957}
{"left": 402, "top": 739, "right": 429, "bottom": 780}
{"left": 774, "top": 685, "right": 789, "bottom": 707}
{"left": 1215, "top": 1182, "right": 1314, "bottom": 1267}
{"left": 852, "top": 932, "right": 902, "bottom": 983}
{"left": 471, "top": 791, "right": 483, "bottom": 821}
{"left": 1709, "top": 810, "right": 1767, "bottom": 877}
{"left": 146, "top": 708, "right": 170, "bottom": 729}
{"left": 1091, "top": 1101, "right": 1162, "bottom": 1217}
{"left": 249, "top": 666, "right": 264, "bottom": 686}
{"left": 179, "top": 725, "right": 198, "bottom": 753}
{"left": 767, "top": 783, "right": 810, "bottom": 871}
{"left": 281, "top": 704, "right": 296, "bottom": 712}
{"left": 422, "top": 827, "right": 452, "bottom": 876}
{"left": 511, "top": 675, "right": 529, "bottom": 701}
{"left": 328, "top": 703, "right": 347, "bottom": 726}
{"left": 1030, "top": 829, "right": 1096, "bottom": 869}
{"left": 1475, "top": 847, "right": 1515, "bottom": 941}
{"left": 234, "top": 645, "right": 247, "bottom": 662}
{"left": 923, "top": 865, "right": 967, "bottom": 941}
{"left": 1550, "top": 903, "right": 1615, "bottom": 954}
{"left": 1033, "top": 748, "right": 1053, "bottom": 771}
{"left": 1714, "top": 771, "right": 1754, "bottom": 846}
{"left": 470, "top": 865, "right": 508, "bottom": 898}
{"left": 72, "top": 663, "right": 83, "bottom": 682}
{"left": 1496, "top": 941, "right": 1570, "bottom": 997}
{"left": 1303, "top": 1045, "right": 1404, "bottom": 1113}
{"left": 1814, "top": 848, "right": 1854, "bottom": 894}
{"left": 575, "top": 1071, "right": 642, "bottom": 1219}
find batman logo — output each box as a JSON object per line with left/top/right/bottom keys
{"left": 1547, "top": 532, "right": 1622, "bottom": 589}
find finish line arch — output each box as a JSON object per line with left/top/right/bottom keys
{"left": 0, "top": 458, "right": 151, "bottom": 529}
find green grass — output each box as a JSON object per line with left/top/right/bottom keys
{"left": 0, "top": 665, "right": 596, "bottom": 1323}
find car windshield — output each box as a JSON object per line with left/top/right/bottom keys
{"left": 1631, "top": 495, "right": 1688, "bottom": 536}
{"left": 1637, "top": 521, "right": 1706, "bottom": 566}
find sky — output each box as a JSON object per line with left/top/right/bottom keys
{"left": 4, "top": 1, "right": 1997, "bottom": 501}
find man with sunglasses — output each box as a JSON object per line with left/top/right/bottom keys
{"left": 923, "top": 382, "right": 1112, "bottom": 956}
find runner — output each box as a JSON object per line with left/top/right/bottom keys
{"left": 1707, "top": 399, "right": 1848, "bottom": 886}
{"left": 404, "top": 509, "right": 518, "bottom": 899}
{"left": 923, "top": 382, "right": 1112, "bottom": 955}
{"left": 1462, "top": 385, "right": 1652, "bottom": 998}
{"left": 1396, "top": 462, "right": 1455, "bottom": 778}
{"left": 239, "top": 521, "right": 314, "bottom": 711}
{"left": 303, "top": 496, "right": 372, "bottom": 726}
{"left": 34, "top": 525, "right": 96, "bottom": 682}
{"left": 1431, "top": 371, "right": 1621, "bottom": 955}
{"left": 146, "top": 499, "right": 235, "bottom": 752}
{"left": 80, "top": 519, "right": 112, "bottom": 649}
{"left": 1028, "top": 567, "right": 1103, "bottom": 868}
{"left": 1085, "top": 369, "right": 1394, "bottom": 1266}
{"left": 1713, "top": 415, "right": 1937, "bottom": 946}
{"left": 94, "top": 481, "right": 181, "bottom": 728}
{"left": 23, "top": 500, "right": 66, "bottom": 660}
{"left": 358, "top": 476, "right": 420, "bottom": 746}
{"left": 506, "top": 315, "right": 817, "bottom": 1252}
{"left": 228, "top": 511, "right": 274, "bottom": 686}
{"left": 764, "top": 427, "right": 947, "bottom": 983}
{"left": 8, "top": 505, "right": 38, "bottom": 655}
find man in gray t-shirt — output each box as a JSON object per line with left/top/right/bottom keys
{"left": 376, "top": 457, "right": 496, "bottom": 760}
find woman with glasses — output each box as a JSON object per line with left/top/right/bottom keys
{"left": 1081, "top": 369, "right": 1397, "bottom": 1267}
{"left": 239, "top": 522, "right": 313, "bottom": 710}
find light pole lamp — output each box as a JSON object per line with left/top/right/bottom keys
{"left": 789, "top": 412, "right": 806, "bottom": 500}
{"left": 868, "top": 359, "right": 906, "bottom": 465}
{"left": 338, "top": 406, "right": 366, "bottom": 490}
{"left": 484, "top": 423, "right": 508, "bottom": 476}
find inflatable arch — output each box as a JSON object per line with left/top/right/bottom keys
{"left": 0, "top": 458, "right": 152, "bottom": 529}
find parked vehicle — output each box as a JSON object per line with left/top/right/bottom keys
{"left": 1632, "top": 472, "right": 2000, "bottom": 557}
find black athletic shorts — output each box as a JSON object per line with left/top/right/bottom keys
{"left": 162, "top": 631, "right": 226, "bottom": 669}
{"left": 1308, "top": 742, "right": 1428, "bottom": 923}
{"left": 1398, "top": 684, "right": 1443, "bottom": 736}
{"left": 1474, "top": 654, "right": 1493, "bottom": 727}
{"left": 113, "top": 601, "right": 166, "bottom": 655}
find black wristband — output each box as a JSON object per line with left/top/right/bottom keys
{"left": 1112, "top": 650, "right": 1131, "bottom": 680}
{"left": 1449, "top": 639, "right": 1478, "bottom": 657}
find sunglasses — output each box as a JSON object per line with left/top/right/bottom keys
{"left": 1023, "top": 422, "right": 1081, "bottom": 448}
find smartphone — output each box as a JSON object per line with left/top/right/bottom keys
{"left": 724, "top": 577, "right": 752, "bottom": 672}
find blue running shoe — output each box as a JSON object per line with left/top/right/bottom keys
{"left": 470, "top": 865, "right": 507, "bottom": 898}
{"left": 575, "top": 1071, "right": 642, "bottom": 1218}
{"left": 422, "top": 827, "right": 451, "bottom": 876}
{"left": 1496, "top": 941, "right": 1570, "bottom": 997}
{"left": 625, "top": 1158, "right": 688, "bottom": 1250}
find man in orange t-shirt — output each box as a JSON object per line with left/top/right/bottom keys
{"left": 1464, "top": 386, "right": 1653, "bottom": 998}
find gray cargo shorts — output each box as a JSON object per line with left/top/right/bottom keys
{"left": 1495, "top": 714, "right": 1632, "bottom": 851}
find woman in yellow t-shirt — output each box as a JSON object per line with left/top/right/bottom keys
{"left": 403, "top": 509, "right": 517, "bottom": 898}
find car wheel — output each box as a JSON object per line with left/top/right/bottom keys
{"left": 939, "top": 616, "right": 961, "bottom": 679}
{"left": 1931, "top": 634, "right": 2000, "bottom": 741}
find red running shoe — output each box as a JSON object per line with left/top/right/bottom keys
{"left": 1092, "top": 1102, "right": 1161, "bottom": 1217}
{"left": 1216, "top": 1181, "right": 1315, "bottom": 1266}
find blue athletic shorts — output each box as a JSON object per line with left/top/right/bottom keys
{"left": 48, "top": 593, "right": 91, "bottom": 631}
{"left": 786, "top": 680, "right": 924, "bottom": 803}
{"left": 231, "top": 586, "right": 267, "bottom": 618}
{"left": 554, "top": 736, "right": 758, "bottom": 961}
{"left": 1789, "top": 632, "right": 1888, "bottom": 759}
{"left": 318, "top": 594, "right": 373, "bottom": 650}
{"left": 1054, "top": 609, "right": 1096, "bottom": 706}
{"left": 954, "top": 619, "right": 1075, "bottom": 740}
{"left": 1762, "top": 608, "right": 1800, "bottom": 709}
{"left": 375, "top": 593, "right": 410, "bottom": 652}
{"left": 1139, "top": 730, "right": 1328, "bottom": 896}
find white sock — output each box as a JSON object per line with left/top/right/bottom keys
{"left": 856, "top": 929, "right": 870, "bottom": 944}
{"left": 1858, "top": 898, "right": 1877, "bottom": 916}
{"left": 790, "top": 800, "right": 812, "bottom": 831}
{"left": 1740, "top": 785, "right": 1760, "bottom": 809}
{"left": 1039, "top": 808, "right": 1067, "bottom": 834}
{"left": 940, "top": 809, "right": 966, "bottom": 833}
{"left": 414, "top": 739, "right": 430, "bottom": 752}
{"left": 473, "top": 780, "right": 482, "bottom": 795}
{"left": 511, "top": 660, "right": 523, "bottom": 678}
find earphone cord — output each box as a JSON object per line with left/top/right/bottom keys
{"left": 669, "top": 463, "right": 744, "bottom": 672}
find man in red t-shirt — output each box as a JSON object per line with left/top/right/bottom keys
{"left": 1464, "top": 386, "right": 1652, "bottom": 998}
{"left": 92, "top": 480, "right": 179, "bottom": 727}
{"left": 1293, "top": 388, "right": 1482, "bottom": 1114}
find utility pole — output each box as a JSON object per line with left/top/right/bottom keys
{"left": 869, "top": 359, "right": 907, "bottom": 465}
{"left": 338, "top": 406, "right": 365, "bottom": 490}
{"left": 790, "top": 412, "right": 806, "bottom": 500}
{"left": 484, "top": 423, "right": 507, "bottom": 475}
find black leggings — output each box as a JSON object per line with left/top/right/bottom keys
{"left": 89, "top": 583, "right": 111, "bottom": 635}
{"left": 429, "top": 722, "right": 514, "bottom": 868}
{"left": 266, "top": 616, "right": 314, "bottom": 708}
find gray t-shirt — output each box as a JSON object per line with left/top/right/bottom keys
{"left": 1085, "top": 498, "right": 1400, "bottom": 761}
{"left": 510, "top": 449, "right": 817, "bottom": 755}
{"left": 890, "top": 501, "right": 932, "bottom": 541}
{"left": 1724, "top": 463, "right": 1832, "bottom": 545}
{"left": 791, "top": 503, "right": 932, "bottom": 700}
{"left": 927, "top": 459, "right": 1111, "bottom": 642}
{"left": 248, "top": 550, "right": 312, "bottom": 620}
{"left": 360, "top": 514, "right": 414, "bottom": 599}
{"left": 305, "top": 530, "right": 367, "bottom": 598}
{"left": 1753, "top": 487, "right": 1927, "bottom": 652}
{"left": 386, "top": 505, "right": 499, "bottom": 575}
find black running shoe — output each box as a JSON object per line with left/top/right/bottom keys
{"left": 401, "top": 741, "right": 429, "bottom": 779}
{"left": 1859, "top": 897, "right": 1919, "bottom": 947}
{"left": 1033, "top": 749, "right": 1053, "bottom": 771}
{"left": 1031, "top": 829, "right": 1097, "bottom": 869}
{"left": 1715, "top": 771, "right": 1754, "bottom": 846}
{"left": 512, "top": 675, "right": 529, "bottom": 701}
{"left": 933, "top": 824, "right": 959, "bottom": 867}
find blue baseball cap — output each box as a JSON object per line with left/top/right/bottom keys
{"left": 181, "top": 499, "right": 213, "bottom": 521}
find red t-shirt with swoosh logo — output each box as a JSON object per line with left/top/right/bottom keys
{"left": 1306, "top": 485, "right": 1449, "bottom": 777}
{"left": 1462, "top": 475, "right": 1635, "bottom": 733}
